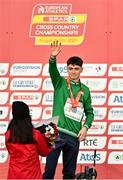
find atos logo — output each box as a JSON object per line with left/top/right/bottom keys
{"left": 77, "top": 151, "right": 106, "bottom": 164}
{"left": 79, "top": 153, "right": 101, "bottom": 161}
{"left": 108, "top": 93, "right": 123, "bottom": 106}
{"left": 114, "top": 96, "right": 123, "bottom": 103}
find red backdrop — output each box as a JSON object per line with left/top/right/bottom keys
{"left": 0, "top": 0, "right": 123, "bottom": 179}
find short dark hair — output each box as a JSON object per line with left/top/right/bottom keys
{"left": 67, "top": 56, "right": 83, "bottom": 67}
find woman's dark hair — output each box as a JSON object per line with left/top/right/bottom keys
{"left": 67, "top": 56, "right": 83, "bottom": 67}
{"left": 7, "top": 101, "right": 35, "bottom": 144}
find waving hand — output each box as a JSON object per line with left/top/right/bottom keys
{"left": 51, "top": 40, "right": 62, "bottom": 57}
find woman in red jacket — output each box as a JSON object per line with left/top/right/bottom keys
{"left": 5, "top": 101, "right": 52, "bottom": 179}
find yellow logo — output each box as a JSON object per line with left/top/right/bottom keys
{"left": 29, "top": 4, "right": 87, "bottom": 45}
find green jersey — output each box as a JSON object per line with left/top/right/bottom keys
{"left": 49, "top": 57, "right": 94, "bottom": 137}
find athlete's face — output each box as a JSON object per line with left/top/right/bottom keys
{"left": 67, "top": 64, "right": 83, "bottom": 81}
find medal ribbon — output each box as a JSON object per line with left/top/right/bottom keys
{"left": 66, "top": 78, "right": 82, "bottom": 108}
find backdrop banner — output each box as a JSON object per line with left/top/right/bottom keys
{"left": 0, "top": 0, "right": 123, "bottom": 179}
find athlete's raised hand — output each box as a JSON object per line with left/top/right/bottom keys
{"left": 50, "top": 40, "right": 62, "bottom": 57}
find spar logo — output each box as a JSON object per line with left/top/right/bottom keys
{"left": 108, "top": 64, "right": 123, "bottom": 76}
{"left": 10, "top": 92, "right": 42, "bottom": 105}
{"left": 29, "top": 4, "right": 87, "bottom": 45}
{"left": 108, "top": 137, "right": 123, "bottom": 149}
{"left": 42, "top": 107, "right": 52, "bottom": 119}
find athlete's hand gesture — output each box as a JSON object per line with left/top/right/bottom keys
{"left": 50, "top": 40, "right": 62, "bottom": 57}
